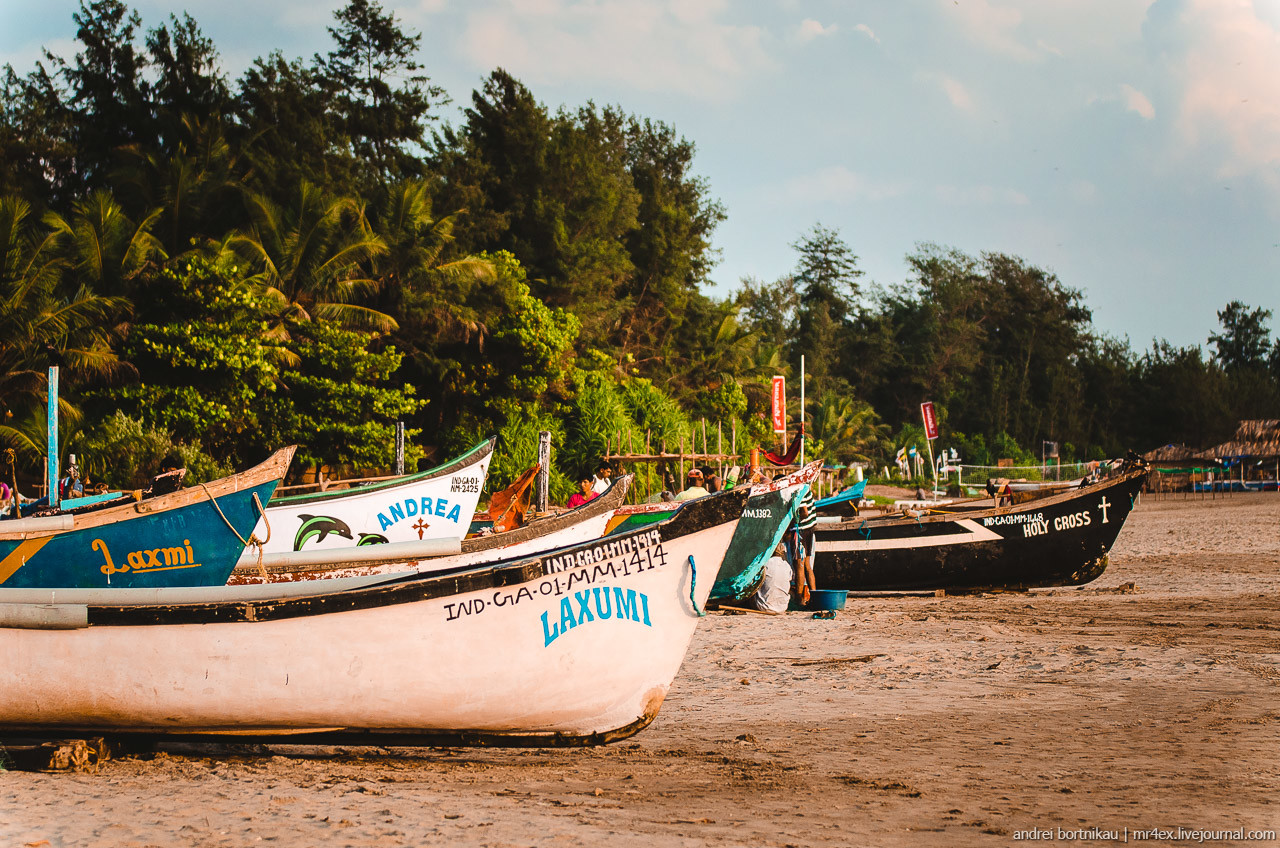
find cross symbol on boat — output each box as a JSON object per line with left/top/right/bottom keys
{"left": 1098, "top": 496, "right": 1111, "bottom": 524}
{"left": 413, "top": 519, "right": 430, "bottom": 539}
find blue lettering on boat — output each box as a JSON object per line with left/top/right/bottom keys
{"left": 541, "top": 586, "right": 652, "bottom": 647}
{"left": 378, "top": 497, "right": 464, "bottom": 531}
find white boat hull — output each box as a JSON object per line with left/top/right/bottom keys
{"left": 0, "top": 491, "right": 745, "bottom": 743}
{"left": 238, "top": 441, "right": 493, "bottom": 565}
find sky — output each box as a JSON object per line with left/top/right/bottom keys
{"left": 4, "top": 0, "right": 1280, "bottom": 352}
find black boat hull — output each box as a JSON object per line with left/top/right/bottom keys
{"left": 811, "top": 469, "right": 1145, "bottom": 591}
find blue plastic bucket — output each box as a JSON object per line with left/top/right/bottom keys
{"left": 807, "top": 589, "right": 848, "bottom": 611}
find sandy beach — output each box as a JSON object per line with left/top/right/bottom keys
{"left": 2, "top": 492, "right": 1277, "bottom": 846}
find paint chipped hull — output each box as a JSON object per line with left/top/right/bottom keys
{"left": 0, "top": 489, "right": 747, "bottom": 745}
{"left": 812, "top": 467, "right": 1146, "bottom": 592}
{"left": 239, "top": 439, "right": 494, "bottom": 565}
{"left": 0, "top": 449, "right": 294, "bottom": 589}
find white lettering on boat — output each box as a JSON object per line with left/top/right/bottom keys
{"left": 1022, "top": 519, "right": 1051, "bottom": 537}
{"left": 542, "top": 529, "right": 663, "bottom": 575}
{"left": 982, "top": 512, "right": 1045, "bottom": 527}
{"left": 1052, "top": 511, "right": 1092, "bottom": 532}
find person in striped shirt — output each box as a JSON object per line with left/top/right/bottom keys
{"left": 793, "top": 486, "right": 818, "bottom": 602}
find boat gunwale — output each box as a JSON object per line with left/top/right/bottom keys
{"left": 615, "top": 461, "right": 820, "bottom": 516}
{"left": 459, "top": 473, "right": 631, "bottom": 553}
{"left": 230, "top": 474, "right": 633, "bottom": 580}
{"left": 84, "top": 486, "right": 750, "bottom": 627}
{"left": 0, "top": 446, "right": 297, "bottom": 541}
{"left": 817, "top": 466, "right": 1147, "bottom": 532}
{"left": 266, "top": 438, "right": 495, "bottom": 507}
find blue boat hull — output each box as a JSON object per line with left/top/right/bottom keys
{"left": 0, "top": 449, "right": 294, "bottom": 589}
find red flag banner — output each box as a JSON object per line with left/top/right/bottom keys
{"left": 921, "top": 401, "right": 939, "bottom": 441}
{"left": 771, "top": 376, "right": 786, "bottom": 433}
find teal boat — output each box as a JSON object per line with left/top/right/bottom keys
{"left": 0, "top": 447, "right": 294, "bottom": 589}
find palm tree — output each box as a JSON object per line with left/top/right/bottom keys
{"left": 373, "top": 180, "right": 494, "bottom": 342}
{"left": 230, "top": 180, "right": 392, "bottom": 332}
{"left": 807, "top": 391, "right": 889, "bottom": 465}
{"left": 114, "top": 114, "right": 244, "bottom": 256}
{"left": 54, "top": 189, "right": 166, "bottom": 297}
{"left": 0, "top": 196, "right": 127, "bottom": 468}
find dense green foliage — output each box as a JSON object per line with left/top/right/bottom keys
{"left": 2, "top": 0, "right": 1277, "bottom": 496}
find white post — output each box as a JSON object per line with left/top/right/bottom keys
{"left": 394, "top": 421, "right": 405, "bottom": 476}
{"left": 536, "top": 431, "right": 551, "bottom": 513}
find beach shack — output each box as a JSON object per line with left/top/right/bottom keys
{"left": 1199, "top": 419, "right": 1280, "bottom": 491}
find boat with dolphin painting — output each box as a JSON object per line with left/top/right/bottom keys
{"left": 228, "top": 473, "right": 633, "bottom": 585}
{"left": 0, "top": 448, "right": 295, "bottom": 589}
{"left": 0, "top": 487, "right": 749, "bottom": 746}
{"left": 810, "top": 457, "right": 1148, "bottom": 592}
{"left": 235, "top": 438, "right": 494, "bottom": 568}
{"left": 606, "top": 461, "right": 822, "bottom": 603}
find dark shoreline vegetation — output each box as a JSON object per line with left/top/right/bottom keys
{"left": 3, "top": 0, "right": 1278, "bottom": 500}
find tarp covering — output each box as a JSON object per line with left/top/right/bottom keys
{"left": 815, "top": 479, "right": 868, "bottom": 511}
{"left": 710, "top": 484, "right": 804, "bottom": 602}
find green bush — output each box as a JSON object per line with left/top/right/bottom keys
{"left": 75, "top": 411, "right": 233, "bottom": 488}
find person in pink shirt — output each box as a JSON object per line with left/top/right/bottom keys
{"left": 566, "top": 475, "right": 599, "bottom": 509}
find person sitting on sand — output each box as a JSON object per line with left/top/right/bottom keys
{"left": 753, "top": 543, "right": 793, "bottom": 613}
{"left": 566, "top": 476, "right": 599, "bottom": 509}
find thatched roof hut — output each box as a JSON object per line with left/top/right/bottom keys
{"left": 1202, "top": 420, "right": 1280, "bottom": 461}
{"left": 1142, "top": 443, "right": 1210, "bottom": 464}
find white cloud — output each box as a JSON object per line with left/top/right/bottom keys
{"left": 1069, "top": 180, "right": 1098, "bottom": 202}
{"left": 940, "top": 76, "right": 973, "bottom": 111}
{"left": 1165, "top": 0, "right": 1280, "bottom": 174}
{"left": 943, "top": 0, "right": 1038, "bottom": 62}
{"left": 796, "top": 18, "right": 837, "bottom": 43}
{"left": 1120, "top": 83, "right": 1155, "bottom": 119}
{"left": 934, "top": 183, "right": 1030, "bottom": 206}
{"left": 1034, "top": 38, "right": 1063, "bottom": 57}
{"left": 940, "top": 0, "right": 1146, "bottom": 62}
{"left": 778, "top": 166, "right": 905, "bottom": 205}
{"left": 458, "top": 0, "right": 774, "bottom": 100}
{"left": 853, "top": 23, "right": 879, "bottom": 43}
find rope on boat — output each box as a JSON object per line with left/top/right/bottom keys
{"left": 687, "top": 555, "right": 706, "bottom": 618}
{"left": 202, "top": 486, "right": 271, "bottom": 578}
